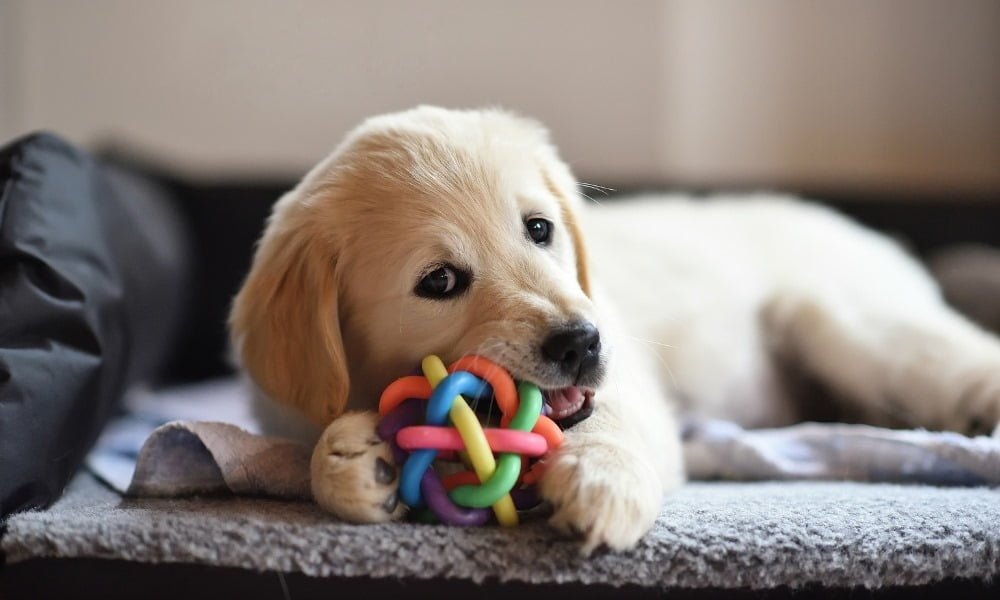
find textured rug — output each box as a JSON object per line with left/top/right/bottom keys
{"left": 4, "top": 472, "right": 999, "bottom": 590}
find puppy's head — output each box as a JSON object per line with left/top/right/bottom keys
{"left": 230, "top": 106, "right": 603, "bottom": 427}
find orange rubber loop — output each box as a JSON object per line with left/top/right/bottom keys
{"left": 448, "top": 356, "right": 565, "bottom": 450}
{"left": 378, "top": 376, "right": 433, "bottom": 416}
{"left": 447, "top": 356, "right": 518, "bottom": 415}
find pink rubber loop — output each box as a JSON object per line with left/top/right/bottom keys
{"left": 396, "top": 426, "right": 548, "bottom": 457}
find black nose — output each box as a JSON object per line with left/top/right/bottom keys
{"left": 541, "top": 322, "right": 601, "bottom": 379}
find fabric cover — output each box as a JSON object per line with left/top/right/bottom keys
{"left": 0, "top": 132, "right": 189, "bottom": 517}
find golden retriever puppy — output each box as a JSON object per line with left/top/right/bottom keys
{"left": 230, "top": 106, "right": 1000, "bottom": 552}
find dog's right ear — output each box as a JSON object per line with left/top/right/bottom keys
{"left": 229, "top": 191, "right": 349, "bottom": 427}
{"left": 540, "top": 163, "right": 591, "bottom": 298}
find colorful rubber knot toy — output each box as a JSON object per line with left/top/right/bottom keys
{"left": 376, "top": 354, "right": 563, "bottom": 526}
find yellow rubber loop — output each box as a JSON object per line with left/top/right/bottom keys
{"left": 421, "top": 355, "right": 518, "bottom": 526}
{"left": 420, "top": 354, "right": 450, "bottom": 387}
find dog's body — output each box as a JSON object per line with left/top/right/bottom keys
{"left": 230, "top": 107, "right": 1000, "bottom": 553}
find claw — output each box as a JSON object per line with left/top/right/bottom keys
{"left": 375, "top": 457, "right": 397, "bottom": 484}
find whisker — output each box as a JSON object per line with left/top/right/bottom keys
{"left": 466, "top": 338, "right": 508, "bottom": 426}
{"left": 626, "top": 336, "right": 677, "bottom": 349}
{"left": 485, "top": 390, "right": 496, "bottom": 425}
{"left": 620, "top": 336, "right": 680, "bottom": 388}
{"left": 579, "top": 182, "right": 615, "bottom": 194}
{"left": 579, "top": 190, "right": 602, "bottom": 206}
{"left": 650, "top": 346, "right": 679, "bottom": 388}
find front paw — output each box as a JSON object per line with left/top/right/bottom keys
{"left": 310, "top": 412, "right": 405, "bottom": 523}
{"left": 539, "top": 435, "right": 665, "bottom": 554}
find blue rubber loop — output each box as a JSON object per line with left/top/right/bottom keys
{"left": 398, "top": 371, "right": 490, "bottom": 507}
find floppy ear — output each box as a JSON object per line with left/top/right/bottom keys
{"left": 542, "top": 168, "right": 591, "bottom": 298}
{"left": 558, "top": 194, "right": 591, "bottom": 298}
{"left": 229, "top": 193, "right": 349, "bottom": 426}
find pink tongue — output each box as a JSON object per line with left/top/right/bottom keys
{"left": 547, "top": 387, "right": 584, "bottom": 413}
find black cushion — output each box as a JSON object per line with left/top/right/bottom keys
{"left": 0, "top": 132, "right": 190, "bottom": 517}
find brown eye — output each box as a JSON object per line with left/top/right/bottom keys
{"left": 525, "top": 218, "right": 553, "bottom": 245}
{"left": 415, "top": 265, "right": 470, "bottom": 299}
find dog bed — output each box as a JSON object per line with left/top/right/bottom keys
{"left": 5, "top": 469, "right": 999, "bottom": 597}
{"left": 4, "top": 379, "right": 1000, "bottom": 597}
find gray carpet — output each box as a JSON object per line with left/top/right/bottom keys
{"left": 4, "top": 473, "right": 999, "bottom": 590}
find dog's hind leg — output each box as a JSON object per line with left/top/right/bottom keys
{"left": 762, "top": 286, "right": 1000, "bottom": 436}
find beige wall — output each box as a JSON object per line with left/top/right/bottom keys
{"left": 2, "top": 0, "right": 998, "bottom": 194}
{"left": 0, "top": 0, "right": 18, "bottom": 139}
{"left": 659, "top": 0, "right": 1000, "bottom": 193}
{"left": 0, "top": 0, "right": 663, "bottom": 182}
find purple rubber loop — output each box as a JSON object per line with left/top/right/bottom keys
{"left": 377, "top": 398, "right": 425, "bottom": 441}
{"left": 421, "top": 471, "right": 491, "bottom": 526}
{"left": 378, "top": 399, "right": 423, "bottom": 484}
{"left": 377, "top": 398, "right": 490, "bottom": 523}
{"left": 399, "top": 372, "right": 489, "bottom": 507}
{"left": 374, "top": 383, "right": 543, "bottom": 524}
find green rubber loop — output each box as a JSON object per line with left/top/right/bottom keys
{"left": 448, "top": 381, "right": 544, "bottom": 508}
{"left": 448, "top": 455, "right": 521, "bottom": 507}
{"left": 510, "top": 382, "right": 543, "bottom": 432}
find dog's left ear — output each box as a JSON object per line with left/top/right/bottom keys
{"left": 542, "top": 165, "right": 591, "bottom": 298}
{"left": 229, "top": 189, "right": 350, "bottom": 427}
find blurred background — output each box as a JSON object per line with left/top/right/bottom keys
{"left": 2, "top": 0, "right": 998, "bottom": 194}
{"left": 2, "top": 0, "right": 999, "bottom": 381}
{"left": 7, "top": 0, "right": 1000, "bottom": 544}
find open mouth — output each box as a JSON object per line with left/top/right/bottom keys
{"left": 543, "top": 386, "right": 595, "bottom": 429}
{"left": 447, "top": 356, "right": 597, "bottom": 430}
{"left": 467, "top": 382, "right": 595, "bottom": 430}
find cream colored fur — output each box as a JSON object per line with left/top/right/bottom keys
{"left": 230, "top": 106, "right": 1000, "bottom": 554}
